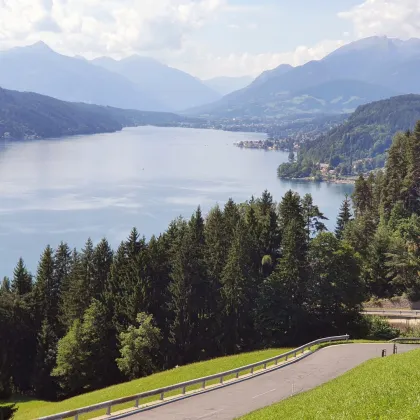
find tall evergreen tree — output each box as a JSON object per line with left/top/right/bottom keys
{"left": 335, "top": 194, "right": 353, "bottom": 240}
{"left": 11, "top": 258, "right": 32, "bottom": 296}
{"left": 220, "top": 218, "right": 255, "bottom": 354}
{"left": 301, "top": 193, "right": 328, "bottom": 242}
{"left": 0, "top": 277, "right": 10, "bottom": 295}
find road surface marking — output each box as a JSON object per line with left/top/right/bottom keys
{"left": 252, "top": 388, "right": 276, "bottom": 399}
{"left": 197, "top": 409, "right": 225, "bottom": 419}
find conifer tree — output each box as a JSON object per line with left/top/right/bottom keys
{"left": 0, "top": 277, "right": 10, "bottom": 295}
{"left": 60, "top": 239, "right": 95, "bottom": 328}
{"left": 220, "top": 218, "right": 255, "bottom": 353}
{"left": 301, "top": 193, "right": 328, "bottom": 242}
{"left": 11, "top": 258, "right": 32, "bottom": 296}
{"left": 335, "top": 194, "right": 353, "bottom": 240}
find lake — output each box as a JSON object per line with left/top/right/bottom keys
{"left": 0, "top": 126, "right": 353, "bottom": 275}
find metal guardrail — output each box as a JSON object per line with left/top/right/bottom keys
{"left": 363, "top": 310, "right": 420, "bottom": 317}
{"left": 38, "top": 335, "right": 349, "bottom": 420}
{"left": 389, "top": 337, "right": 420, "bottom": 343}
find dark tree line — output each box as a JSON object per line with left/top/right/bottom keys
{"left": 1, "top": 123, "right": 419, "bottom": 404}
{"left": 0, "top": 191, "right": 365, "bottom": 401}
{"left": 346, "top": 122, "right": 420, "bottom": 300}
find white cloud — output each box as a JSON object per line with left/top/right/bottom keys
{"left": 168, "top": 39, "right": 347, "bottom": 78}
{"left": 0, "top": 0, "right": 227, "bottom": 55}
{"left": 339, "top": 0, "right": 420, "bottom": 39}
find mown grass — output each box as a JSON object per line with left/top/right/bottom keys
{"left": 239, "top": 348, "right": 420, "bottom": 420}
{"left": 6, "top": 347, "right": 291, "bottom": 420}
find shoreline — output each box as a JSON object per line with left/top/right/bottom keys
{"left": 280, "top": 176, "right": 356, "bottom": 185}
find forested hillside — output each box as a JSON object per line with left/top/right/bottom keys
{"left": 1, "top": 123, "right": 419, "bottom": 407}
{"left": 278, "top": 95, "right": 420, "bottom": 178}
{"left": 0, "top": 88, "right": 188, "bottom": 141}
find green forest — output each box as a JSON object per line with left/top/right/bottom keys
{"left": 278, "top": 95, "right": 420, "bottom": 178}
{"left": 1, "top": 123, "right": 420, "bottom": 414}
{"left": 0, "top": 87, "right": 189, "bottom": 141}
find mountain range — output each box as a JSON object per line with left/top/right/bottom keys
{"left": 91, "top": 56, "right": 220, "bottom": 111}
{"left": 0, "top": 87, "right": 189, "bottom": 141}
{"left": 0, "top": 42, "right": 221, "bottom": 113}
{"left": 188, "top": 36, "right": 420, "bottom": 119}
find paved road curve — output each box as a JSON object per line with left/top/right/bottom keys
{"left": 127, "top": 344, "right": 419, "bottom": 420}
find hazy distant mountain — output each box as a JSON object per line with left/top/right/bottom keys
{"left": 0, "top": 87, "right": 188, "bottom": 141}
{"left": 250, "top": 64, "right": 293, "bottom": 88}
{"left": 0, "top": 42, "right": 166, "bottom": 112}
{"left": 188, "top": 36, "right": 420, "bottom": 119}
{"left": 92, "top": 56, "right": 221, "bottom": 111}
{"left": 202, "top": 76, "right": 254, "bottom": 96}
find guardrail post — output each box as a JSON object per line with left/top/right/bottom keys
{"left": 202, "top": 380, "right": 206, "bottom": 389}
{"left": 285, "top": 355, "right": 288, "bottom": 361}
{"left": 236, "top": 371, "right": 239, "bottom": 379}
{"left": 264, "top": 363, "right": 267, "bottom": 369}
{"left": 275, "top": 358, "right": 278, "bottom": 365}
{"left": 220, "top": 376, "right": 223, "bottom": 384}
{"left": 135, "top": 398, "right": 140, "bottom": 408}
{"left": 160, "top": 392, "right": 164, "bottom": 400}
{"left": 74, "top": 415, "right": 79, "bottom": 420}
{"left": 106, "top": 406, "right": 111, "bottom": 415}
{"left": 251, "top": 367, "right": 254, "bottom": 374}
{"left": 182, "top": 386, "right": 186, "bottom": 395}
{"left": 294, "top": 352, "right": 297, "bottom": 357}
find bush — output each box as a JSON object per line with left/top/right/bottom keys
{"left": 365, "top": 316, "right": 399, "bottom": 340}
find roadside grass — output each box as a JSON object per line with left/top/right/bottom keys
{"left": 4, "top": 347, "right": 291, "bottom": 420}
{"left": 239, "top": 348, "right": 420, "bottom": 420}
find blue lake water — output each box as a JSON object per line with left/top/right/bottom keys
{"left": 0, "top": 126, "right": 353, "bottom": 275}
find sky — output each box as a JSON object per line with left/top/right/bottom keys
{"left": 1, "top": 0, "right": 420, "bottom": 79}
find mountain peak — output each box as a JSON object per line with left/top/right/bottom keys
{"left": 27, "top": 41, "right": 54, "bottom": 52}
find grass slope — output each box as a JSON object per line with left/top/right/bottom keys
{"left": 7, "top": 348, "right": 290, "bottom": 420}
{"left": 240, "top": 349, "right": 420, "bottom": 420}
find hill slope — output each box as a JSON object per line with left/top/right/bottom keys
{"left": 302, "top": 94, "right": 420, "bottom": 167}
{"left": 92, "top": 56, "right": 220, "bottom": 111}
{"left": 0, "top": 87, "right": 187, "bottom": 141}
{"left": 192, "top": 36, "right": 420, "bottom": 119}
{"left": 0, "top": 42, "right": 166, "bottom": 112}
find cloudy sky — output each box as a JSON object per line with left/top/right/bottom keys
{"left": 0, "top": 0, "right": 419, "bottom": 78}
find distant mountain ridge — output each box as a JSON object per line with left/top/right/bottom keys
{"left": 0, "top": 87, "right": 189, "bottom": 141}
{"left": 188, "top": 36, "right": 420, "bottom": 119}
{"left": 92, "top": 56, "right": 221, "bottom": 111}
{"left": 0, "top": 42, "right": 167, "bottom": 112}
{"left": 0, "top": 42, "right": 221, "bottom": 113}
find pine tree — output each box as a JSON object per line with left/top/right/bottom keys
{"left": 256, "top": 191, "right": 281, "bottom": 261}
{"left": 32, "top": 320, "right": 58, "bottom": 399}
{"left": 168, "top": 209, "right": 209, "bottom": 364}
{"left": 335, "top": 194, "right": 353, "bottom": 240}
{"left": 301, "top": 193, "right": 328, "bottom": 242}
{"left": 92, "top": 238, "right": 113, "bottom": 301}
{"left": 0, "top": 277, "right": 11, "bottom": 295}
{"left": 259, "top": 192, "right": 308, "bottom": 345}
{"left": 220, "top": 218, "right": 255, "bottom": 354}
{"left": 404, "top": 122, "right": 420, "bottom": 213}
{"left": 33, "top": 246, "right": 56, "bottom": 325}
{"left": 11, "top": 258, "right": 32, "bottom": 296}
{"left": 60, "top": 239, "right": 95, "bottom": 328}
{"left": 204, "top": 206, "right": 228, "bottom": 354}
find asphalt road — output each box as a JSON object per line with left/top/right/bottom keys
{"left": 127, "top": 344, "right": 419, "bottom": 420}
